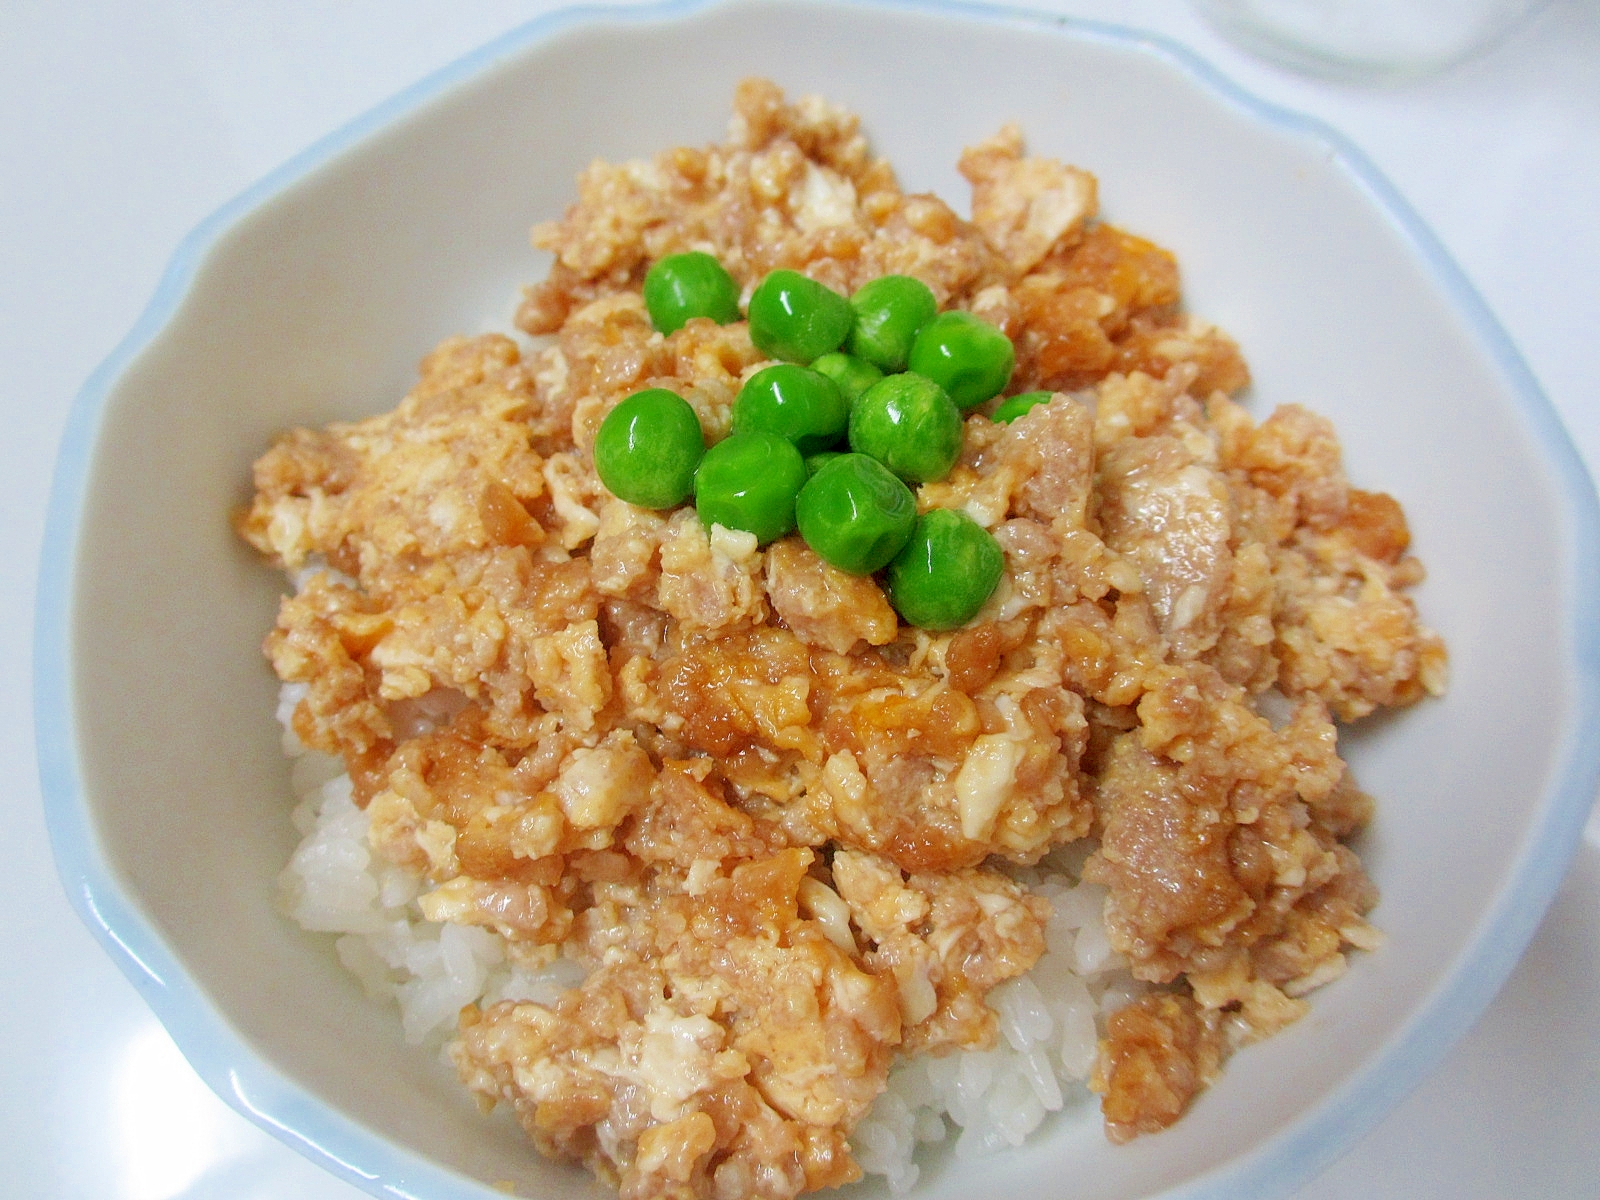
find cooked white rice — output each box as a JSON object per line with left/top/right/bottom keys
{"left": 275, "top": 680, "right": 1144, "bottom": 1192}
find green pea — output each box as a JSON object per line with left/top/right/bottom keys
{"left": 795, "top": 453, "right": 917, "bottom": 576}
{"left": 991, "top": 390, "right": 1055, "bottom": 424}
{"left": 593, "top": 388, "right": 705, "bottom": 509}
{"left": 747, "top": 269, "right": 854, "bottom": 363}
{"left": 693, "top": 431, "right": 807, "bottom": 546}
{"left": 732, "top": 364, "right": 849, "bottom": 456}
{"left": 810, "top": 351, "right": 884, "bottom": 407}
{"left": 848, "top": 372, "right": 963, "bottom": 485}
{"left": 805, "top": 450, "right": 847, "bottom": 478}
{"left": 885, "top": 508, "right": 1004, "bottom": 631}
{"left": 642, "top": 251, "right": 741, "bottom": 335}
{"left": 907, "top": 310, "right": 1015, "bottom": 411}
{"left": 848, "top": 274, "right": 938, "bottom": 372}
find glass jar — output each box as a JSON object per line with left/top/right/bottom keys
{"left": 1191, "top": 0, "right": 1551, "bottom": 83}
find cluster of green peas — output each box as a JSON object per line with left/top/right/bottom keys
{"left": 594, "top": 251, "right": 1056, "bottom": 630}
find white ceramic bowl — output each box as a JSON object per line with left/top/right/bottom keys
{"left": 36, "top": 3, "right": 1600, "bottom": 1199}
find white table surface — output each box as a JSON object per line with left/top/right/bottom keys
{"left": 4, "top": 2, "right": 1596, "bottom": 1197}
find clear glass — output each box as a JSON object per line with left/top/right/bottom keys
{"left": 1191, "top": 0, "right": 1551, "bottom": 83}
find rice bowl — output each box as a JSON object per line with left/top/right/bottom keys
{"left": 35, "top": 4, "right": 1600, "bottom": 1200}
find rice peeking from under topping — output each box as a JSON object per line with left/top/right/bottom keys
{"left": 242, "top": 79, "right": 1446, "bottom": 1200}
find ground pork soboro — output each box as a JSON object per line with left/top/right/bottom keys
{"left": 238, "top": 78, "right": 1446, "bottom": 1195}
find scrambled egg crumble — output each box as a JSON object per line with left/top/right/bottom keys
{"left": 239, "top": 80, "right": 1445, "bottom": 1197}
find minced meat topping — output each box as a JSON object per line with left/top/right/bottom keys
{"left": 237, "top": 79, "right": 1446, "bottom": 1197}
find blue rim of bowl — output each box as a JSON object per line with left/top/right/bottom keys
{"left": 33, "top": 1, "right": 1600, "bottom": 1198}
